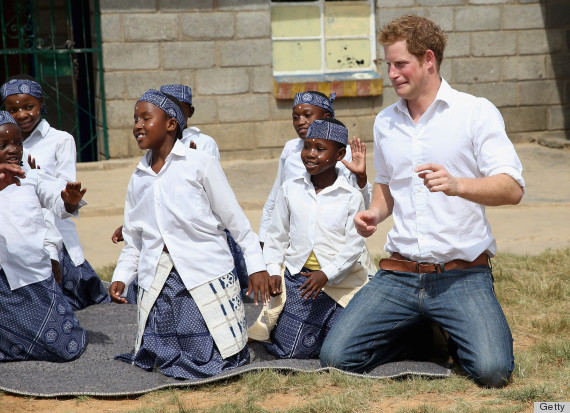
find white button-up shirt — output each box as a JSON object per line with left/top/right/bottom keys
{"left": 258, "top": 138, "right": 371, "bottom": 241}
{"left": 22, "top": 119, "right": 85, "bottom": 265}
{"left": 0, "top": 170, "right": 79, "bottom": 290}
{"left": 263, "top": 170, "right": 365, "bottom": 284}
{"left": 112, "top": 140, "right": 266, "bottom": 292}
{"left": 180, "top": 126, "right": 220, "bottom": 160}
{"left": 374, "top": 79, "right": 525, "bottom": 263}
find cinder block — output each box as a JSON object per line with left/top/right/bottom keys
{"left": 103, "top": 73, "right": 125, "bottom": 100}
{"left": 454, "top": 58, "right": 501, "bottom": 83}
{"left": 519, "top": 29, "right": 563, "bottom": 55}
{"left": 105, "top": 100, "right": 136, "bottom": 129}
{"left": 501, "top": 56, "right": 546, "bottom": 81}
{"left": 251, "top": 67, "right": 273, "bottom": 94}
{"left": 373, "top": 87, "right": 400, "bottom": 109}
{"left": 469, "top": 0, "right": 510, "bottom": 4}
{"left": 519, "top": 81, "right": 561, "bottom": 106}
{"left": 195, "top": 68, "right": 250, "bottom": 95}
{"left": 220, "top": 39, "right": 272, "bottom": 66}
{"left": 544, "top": 1, "right": 570, "bottom": 28}
{"left": 160, "top": 0, "right": 213, "bottom": 10}
{"left": 471, "top": 82, "right": 517, "bottom": 108}
{"left": 204, "top": 122, "right": 256, "bottom": 151}
{"left": 100, "top": 0, "right": 156, "bottom": 12}
{"left": 236, "top": 11, "right": 270, "bottom": 39}
{"left": 502, "top": 4, "right": 545, "bottom": 30}
{"left": 269, "top": 97, "right": 294, "bottom": 122}
{"left": 255, "top": 120, "right": 294, "bottom": 149}
{"left": 218, "top": 94, "right": 269, "bottom": 122}
{"left": 124, "top": 14, "right": 178, "bottom": 41}
{"left": 188, "top": 96, "right": 218, "bottom": 124}
{"left": 417, "top": 0, "right": 462, "bottom": 6}
{"left": 125, "top": 71, "right": 181, "bottom": 99}
{"left": 500, "top": 106, "right": 547, "bottom": 133}
{"left": 218, "top": 0, "right": 269, "bottom": 11}
{"left": 107, "top": 128, "right": 133, "bottom": 158}
{"left": 101, "top": 14, "right": 122, "bottom": 42}
{"left": 548, "top": 106, "right": 570, "bottom": 130}
{"left": 455, "top": 7, "right": 500, "bottom": 31}
{"left": 375, "top": 0, "right": 414, "bottom": 7}
{"left": 352, "top": 115, "right": 376, "bottom": 142}
{"left": 334, "top": 96, "right": 376, "bottom": 118}
{"left": 546, "top": 54, "right": 570, "bottom": 80}
{"left": 162, "top": 42, "right": 216, "bottom": 69}
{"left": 445, "top": 33, "right": 471, "bottom": 58}
{"left": 103, "top": 43, "right": 160, "bottom": 70}
{"left": 181, "top": 13, "right": 234, "bottom": 39}
{"left": 472, "top": 32, "right": 517, "bottom": 57}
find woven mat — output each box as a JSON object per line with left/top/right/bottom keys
{"left": 0, "top": 302, "right": 450, "bottom": 397}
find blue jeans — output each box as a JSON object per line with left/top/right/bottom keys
{"left": 320, "top": 266, "right": 514, "bottom": 388}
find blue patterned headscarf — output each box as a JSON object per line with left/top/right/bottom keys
{"left": 0, "top": 111, "right": 18, "bottom": 127}
{"left": 137, "top": 89, "right": 186, "bottom": 131}
{"left": 293, "top": 91, "right": 336, "bottom": 118}
{"left": 160, "top": 84, "right": 192, "bottom": 106}
{"left": 0, "top": 79, "right": 47, "bottom": 115}
{"left": 306, "top": 119, "right": 348, "bottom": 146}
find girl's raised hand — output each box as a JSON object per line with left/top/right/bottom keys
{"left": 61, "top": 181, "right": 87, "bottom": 213}
{"left": 340, "top": 137, "right": 368, "bottom": 188}
{"left": 27, "top": 154, "right": 40, "bottom": 170}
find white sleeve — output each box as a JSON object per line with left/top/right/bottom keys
{"left": 55, "top": 132, "right": 77, "bottom": 181}
{"left": 43, "top": 209, "right": 63, "bottom": 262}
{"left": 201, "top": 136, "right": 221, "bottom": 160}
{"left": 112, "top": 179, "right": 140, "bottom": 291}
{"left": 258, "top": 150, "right": 288, "bottom": 242}
{"left": 320, "top": 192, "right": 366, "bottom": 284}
{"left": 262, "top": 186, "right": 290, "bottom": 276}
{"left": 202, "top": 157, "right": 266, "bottom": 275}
{"left": 35, "top": 171, "right": 84, "bottom": 219}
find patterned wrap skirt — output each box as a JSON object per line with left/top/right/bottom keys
{"left": 0, "top": 269, "right": 87, "bottom": 362}
{"left": 59, "top": 245, "right": 110, "bottom": 310}
{"left": 115, "top": 268, "right": 249, "bottom": 379}
{"left": 263, "top": 267, "right": 344, "bottom": 359}
{"left": 225, "top": 230, "right": 249, "bottom": 293}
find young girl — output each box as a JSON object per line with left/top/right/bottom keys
{"left": 0, "top": 111, "right": 88, "bottom": 362}
{"left": 0, "top": 76, "right": 109, "bottom": 310}
{"left": 250, "top": 119, "right": 369, "bottom": 358}
{"left": 109, "top": 89, "right": 273, "bottom": 379}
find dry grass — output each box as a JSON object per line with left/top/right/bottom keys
{"left": 1, "top": 249, "right": 567, "bottom": 413}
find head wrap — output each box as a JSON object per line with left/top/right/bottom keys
{"left": 0, "top": 111, "right": 18, "bottom": 127}
{"left": 137, "top": 89, "right": 186, "bottom": 131}
{"left": 293, "top": 91, "right": 336, "bottom": 118}
{"left": 306, "top": 119, "right": 348, "bottom": 146}
{"left": 160, "top": 84, "right": 192, "bottom": 106}
{"left": 0, "top": 79, "right": 47, "bottom": 115}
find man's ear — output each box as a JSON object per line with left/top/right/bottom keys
{"left": 424, "top": 49, "right": 436, "bottom": 70}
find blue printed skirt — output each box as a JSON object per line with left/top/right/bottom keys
{"left": 263, "top": 267, "right": 344, "bottom": 359}
{"left": 59, "top": 245, "right": 110, "bottom": 310}
{"left": 225, "top": 230, "right": 249, "bottom": 294}
{"left": 0, "top": 269, "right": 87, "bottom": 362}
{"left": 115, "top": 269, "right": 249, "bottom": 379}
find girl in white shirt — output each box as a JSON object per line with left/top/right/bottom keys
{"left": 0, "top": 76, "right": 109, "bottom": 310}
{"left": 0, "top": 112, "right": 87, "bottom": 362}
{"left": 253, "top": 119, "right": 369, "bottom": 359}
{"left": 109, "top": 89, "right": 272, "bottom": 379}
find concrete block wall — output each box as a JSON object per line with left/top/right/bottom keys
{"left": 99, "top": 0, "right": 569, "bottom": 159}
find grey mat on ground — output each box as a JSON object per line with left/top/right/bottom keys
{"left": 0, "top": 302, "right": 450, "bottom": 397}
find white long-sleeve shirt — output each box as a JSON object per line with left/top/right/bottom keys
{"left": 112, "top": 140, "right": 266, "bottom": 292}
{"left": 263, "top": 170, "right": 365, "bottom": 285}
{"left": 258, "top": 138, "right": 371, "bottom": 242}
{"left": 0, "top": 170, "right": 81, "bottom": 290}
{"left": 374, "top": 78, "right": 525, "bottom": 263}
{"left": 181, "top": 126, "right": 220, "bottom": 160}
{"left": 22, "top": 119, "right": 85, "bottom": 266}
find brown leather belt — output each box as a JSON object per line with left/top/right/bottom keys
{"left": 379, "top": 252, "right": 490, "bottom": 274}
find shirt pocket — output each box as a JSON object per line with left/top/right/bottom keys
{"left": 318, "top": 198, "right": 348, "bottom": 233}
{"left": 174, "top": 183, "right": 211, "bottom": 221}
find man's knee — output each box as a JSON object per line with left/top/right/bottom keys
{"left": 464, "top": 356, "right": 514, "bottom": 388}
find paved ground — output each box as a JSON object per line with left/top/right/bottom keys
{"left": 75, "top": 143, "right": 570, "bottom": 269}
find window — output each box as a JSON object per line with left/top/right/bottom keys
{"left": 270, "top": 0, "right": 381, "bottom": 98}
{"left": 271, "top": 0, "right": 376, "bottom": 75}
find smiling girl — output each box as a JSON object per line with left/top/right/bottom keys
{"left": 109, "top": 89, "right": 272, "bottom": 379}
{"left": 0, "top": 75, "right": 109, "bottom": 310}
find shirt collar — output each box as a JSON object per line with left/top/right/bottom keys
{"left": 28, "top": 119, "right": 50, "bottom": 140}
{"left": 136, "top": 139, "right": 186, "bottom": 174}
{"left": 299, "top": 166, "right": 353, "bottom": 193}
{"left": 394, "top": 77, "right": 452, "bottom": 115}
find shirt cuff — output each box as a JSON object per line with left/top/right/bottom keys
{"left": 244, "top": 253, "right": 267, "bottom": 276}
{"left": 321, "top": 263, "right": 342, "bottom": 285}
{"left": 266, "top": 263, "right": 282, "bottom": 277}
